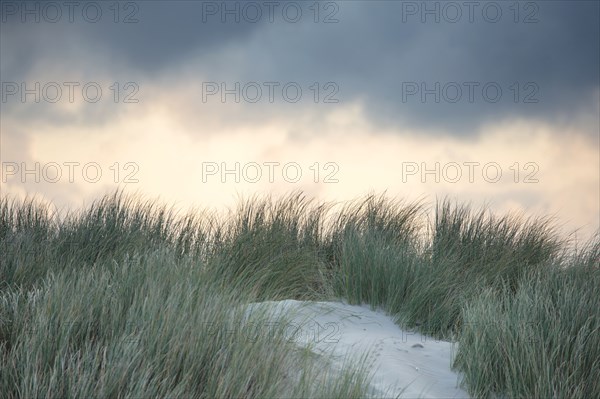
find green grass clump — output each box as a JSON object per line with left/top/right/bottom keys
{"left": 455, "top": 237, "right": 600, "bottom": 398}
{"left": 207, "top": 193, "right": 332, "bottom": 302}
{"left": 399, "top": 199, "right": 563, "bottom": 338}
{"left": 0, "top": 248, "right": 373, "bottom": 398}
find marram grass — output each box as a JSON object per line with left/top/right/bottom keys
{"left": 1, "top": 190, "right": 598, "bottom": 398}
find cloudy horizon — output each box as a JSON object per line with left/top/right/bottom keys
{"left": 1, "top": 0, "right": 599, "bottom": 242}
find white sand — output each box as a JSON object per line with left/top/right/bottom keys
{"left": 244, "top": 300, "right": 470, "bottom": 399}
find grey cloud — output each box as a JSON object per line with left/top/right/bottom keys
{"left": 1, "top": 1, "right": 263, "bottom": 76}
{"left": 1, "top": 1, "right": 598, "bottom": 135}
{"left": 222, "top": 1, "right": 599, "bottom": 134}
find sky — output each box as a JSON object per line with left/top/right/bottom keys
{"left": 1, "top": 0, "right": 599, "bottom": 242}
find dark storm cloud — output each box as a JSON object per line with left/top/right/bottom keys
{"left": 221, "top": 0, "right": 599, "bottom": 133}
{"left": 0, "top": 1, "right": 263, "bottom": 75}
{"left": 1, "top": 0, "right": 598, "bottom": 134}
{"left": 0, "top": 1, "right": 266, "bottom": 127}
{"left": 355, "top": 0, "right": 600, "bottom": 133}
{"left": 76, "top": 1, "right": 266, "bottom": 73}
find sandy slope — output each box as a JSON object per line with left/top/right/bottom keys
{"left": 244, "top": 300, "right": 470, "bottom": 399}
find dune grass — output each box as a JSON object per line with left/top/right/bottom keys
{"left": 455, "top": 239, "right": 600, "bottom": 398}
{"left": 1, "top": 190, "right": 598, "bottom": 398}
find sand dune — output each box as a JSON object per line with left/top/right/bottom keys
{"left": 245, "top": 300, "right": 470, "bottom": 399}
